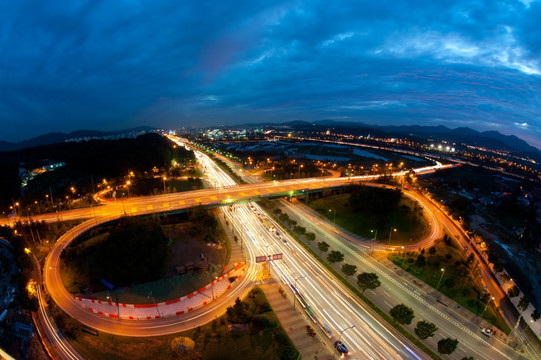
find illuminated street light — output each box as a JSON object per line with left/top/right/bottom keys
{"left": 481, "top": 296, "right": 495, "bottom": 316}
{"left": 329, "top": 209, "right": 336, "bottom": 223}
{"left": 436, "top": 268, "right": 446, "bottom": 290}
{"left": 163, "top": 176, "right": 167, "bottom": 194}
{"left": 388, "top": 227, "right": 397, "bottom": 244}
{"left": 333, "top": 325, "right": 356, "bottom": 359}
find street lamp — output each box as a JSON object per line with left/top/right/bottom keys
{"left": 148, "top": 291, "right": 161, "bottom": 318}
{"left": 333, "top": 325, "right": 356, "bottom": 359}
{"left": 298, "top": 164, "right": 303, "bottom": 178}
{"left": 436, "top": 268, "right": 446, "bottom": 290}
{"left": 211, "top": 276, "right": 218, "bottom": 300}
{"left": 388, "top": 227, "right": 397, "bottom": 244}
{"left": 162, "top": 176, "right": 167, "bottom": 194}
{"left": 329, "top": 209, "right": 336, "bottom": 223}
{"left": 126, "top": 180, "right": 131, "bottom": 197}
{"left": 401, "top": 246, "right": 406, "bottom": 268}
{"left": 293, "top": 275, "right": 307, "bottom": 310}
{"left": 370, "top": 229, "right": 378, "bottom": 255}
{"left": 481, "top": 296, "right": 495, "bottom": 316}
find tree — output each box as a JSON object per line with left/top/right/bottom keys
{"left": 273, "top": 208, "right": 282, "bottom": 215}
{"left": 227, "top": 297, "right": 249, "bottom": 323}
{"left": 518, "top": 296, "right": 530, "bottom": 312}
{"left": 317, "top": 241, "right": 329, "bottom": 254}
{"left": 493, "top": 261, "right": 505, "bottom": 273}
{"left": 437, "top": 338, "right": 459, "bottom": 355}
{"left": 428, "top": 246, "right": 437, "bottom": 255}
{"left": 390, "top": 304, "right": 415, "bottom": 325}
{"left": 341, "top": 264, "right": 357, "bottom": 279}
{"left": 414, "top": 320, "right": 438, "bottom": 339}
{"left": 327, "top": 250, "right": 344, "bottom": 265}
{"left": 508, "top": 285, "right": 520, "bottom": 298}
{"left": 531, "top": 309, "right": 540, "bottom": 322}
{"left": 293, "top": 225, "right": 306, "bottom": 235}
{"left": 461, "top": 357, "right": 475, "bottom": 360}
{"left": 500, "top": 273, "right": 511, "bottom": 283}
{"left": 279, "top": 213, "right": 289, "bottom": 223}
{"left": 356, "top": 272, "right": 381, "bottom": 294}
{"left": 304, "top": 232, "right": 316, "bottom": 242}
{"left": 415, "top": 254, "right": 426, "bottom": 267}
{"left": 170, "top": 337, "right": 195, "bottom": 355}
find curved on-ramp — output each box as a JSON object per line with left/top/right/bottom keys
{"left": 43, "top": 213, "right": 257, "bottom": 337}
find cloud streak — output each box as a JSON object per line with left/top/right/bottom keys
{"left": 0, "top": 0, "right": 539, "bottom": 149}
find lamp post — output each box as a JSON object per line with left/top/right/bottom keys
{"left": 293, "top": 275, "right": 307, "bottom": 310}
{"left": 436, "top": 268, "right": 446, "bottom": 290}
{"left": 370, "top": 229, "right": 378, "bottom": 255}
{"left": 329, "top": 209, "right": 336, "bottom": 223}
{"left": 388, "top": 227, "right": 397, "bottom": 244}
{"left": 148, "top": 291, "right": 161, "bottom": 318}
{"left": 333, "top": 325, "right": 356, "bottom": 359}
{"left": 107, "top": 291, "right": 120, "bottom": 318}
{"left": 401, "top": 246, "right": 406, "bottom": 268}
{"left": 162, "top": 176, "right": 167, "bottom": 194}
{"left": 481, "top": 296, "right": 495, "bottom": 316}
{"left": 211, "top": 276, "right": 218, "bottom": 300}
{"left": 298, "top": 164, "right": 303, "bottom": 178}
{"left": 126, "top": 180, "right": 131, "bottom": 197}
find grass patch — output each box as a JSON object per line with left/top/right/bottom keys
{"left": 263, "top": 203, "right": 444, "bottom": 360}
{"left": 308, "top": 191, "right": 429, "bottom": 245}
{"left": 60, "top": 212, "right": 229, "bottom": 302}
{"left": 65, "top": 287, "right": 299, "bottom": 360}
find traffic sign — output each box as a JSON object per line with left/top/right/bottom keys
{"left": 255, "top": 256, "right": 267, "bottom": 263}
{"left": 272, "top": 253, "right": 283, "bottom": 260}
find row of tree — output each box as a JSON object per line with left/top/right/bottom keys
{"left": 269, "top": 205, "right": 469, "bottom": 357}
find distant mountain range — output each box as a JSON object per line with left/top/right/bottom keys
{"left": 250, "top": 120, "right": 541, "bottom": 161}
{"left": 0, "top": 126, "right": 156, "bottom": 152}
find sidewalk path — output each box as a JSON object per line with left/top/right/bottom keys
{"left": 261, "top": 281, "right": 334, "bottom": 360}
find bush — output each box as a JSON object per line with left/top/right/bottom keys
{"left": 508, "top": 285, "right": 520, "bottom": 298}
{"left": 437, "top": 338, "right": 459, "bottom": 354}
{"left": 252, "top": 313, "right": 278, "bottom": 329}
{"left": 390, "top": 304, "right": 415, "bottom": 325}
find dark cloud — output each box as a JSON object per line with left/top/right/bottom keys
{"left": 0, "top": 0, "right": 539, "bottom": 148}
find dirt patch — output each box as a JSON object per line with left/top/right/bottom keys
{"left": 163, "top": 223, "right": 227, "bottom": 278}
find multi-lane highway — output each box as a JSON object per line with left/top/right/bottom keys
{"left": 279, "top": 200, "right": 526, "bottom": 360}
{"left": 4, "top": 138, "right": 529, "bottom": 359}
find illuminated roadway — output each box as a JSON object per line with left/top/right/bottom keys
{"left": 279, "top": 200, "right": 526, "bottom": 360}
{"left": 3, "top": 144, "right": 530, "bottom": 359}
{"left": 0, "top": 144, "right": 458, "bottom": 358}
{"left": 10, "top": 148, "right": 448, "bottom": 358}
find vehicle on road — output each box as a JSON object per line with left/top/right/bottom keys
{"left": 481, "top": 328, "right": 492, "bottom": 337}
{"left": 334, "top": 340, "right": 348, "bottom": 354}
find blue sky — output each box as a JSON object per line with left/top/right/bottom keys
{"left": 1, "top": 0, "right": 540, "bottom": 148}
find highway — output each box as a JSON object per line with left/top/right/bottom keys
{"left": 279, "top": 200, "right": 526, "bottom": 360}
{"left": 4, "top": 138, "right": 520, "bottom": 359}
{"left": 200, "top": 147, "right": 433, "bottom": 359}
{"left": 204, "top": 143, "right": 535, "bottom": 360}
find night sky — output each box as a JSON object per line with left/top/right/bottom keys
{"left": 1, "top": 1, "right": 540, "bottom": 148}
